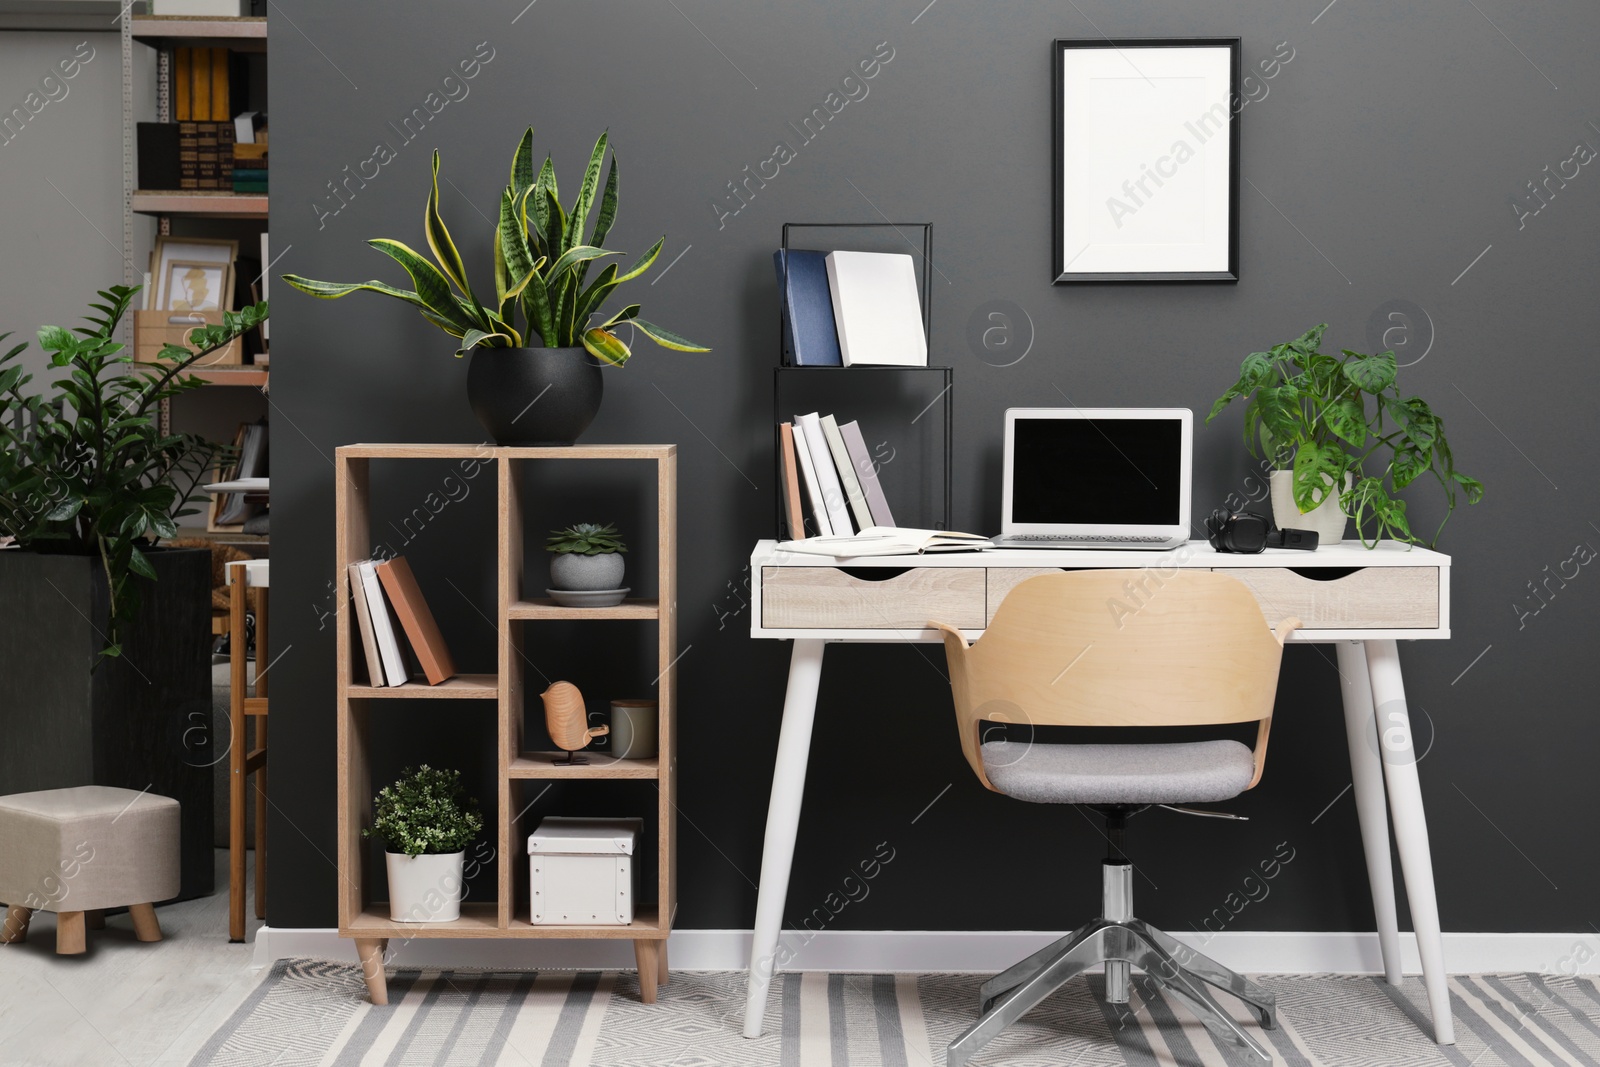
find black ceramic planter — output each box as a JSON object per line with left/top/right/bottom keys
{"left": 0, "top": 547, "right": 214, "bottom": 901}
{"left": 466, "top": 346, "right": 604, "bottom": 446}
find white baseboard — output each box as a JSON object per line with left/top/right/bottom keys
{"left": 253, "top": 927, "right": 1600, "bottom": 976}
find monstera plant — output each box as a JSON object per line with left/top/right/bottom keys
{"left": 283, "top": 128, "right": 705, "bottom": 444}
{"left": 1207, "top": 323, "right": 1482, "bottom": 547}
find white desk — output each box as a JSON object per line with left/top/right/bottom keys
{"left": 741, "top": 539, "right": 1454, "bottom": 1045}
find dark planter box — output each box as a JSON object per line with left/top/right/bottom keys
{"left": 0, "top": 547, "right": 215, "bottom": 901}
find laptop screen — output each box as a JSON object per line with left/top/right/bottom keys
{"left": 1011, "top": 417, "right": 1183, "bottom": 525}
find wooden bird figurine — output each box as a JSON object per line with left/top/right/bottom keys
{"left": 542, "top": 681, "right": 608, "bottom": 764}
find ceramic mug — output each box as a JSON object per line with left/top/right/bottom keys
{"left": 610, "top": 699, "right": 658, "bottom": 760}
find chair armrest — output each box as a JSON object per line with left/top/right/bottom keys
{"left": 1274, "top": 617, "right": 1303, "bottom": 647}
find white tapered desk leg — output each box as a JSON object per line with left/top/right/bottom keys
{"left": 743, "top": 639, "right": 827, "bottom": 1039}
{"left": 1367, "top": 639, "right": 1455, "bottom": 1045}
{"left": 1337, "top": 640, "right": 1403, "bottom": 985}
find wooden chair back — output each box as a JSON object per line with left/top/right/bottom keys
{"left": 931, "top": 570, "right": 1299, "bottom": 792}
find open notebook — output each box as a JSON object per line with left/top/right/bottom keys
{"left": 775, "top": 527, "right": 991, "bottom": 557}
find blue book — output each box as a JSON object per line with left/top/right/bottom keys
{"left": 773, "top": 250, "right": 843, "bottom": 367}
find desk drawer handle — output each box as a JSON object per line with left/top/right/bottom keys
{"left": 837, "top": 567, "right": 911, "bottom": 582}
{"left": 1287, "top": 567, "right": 1364, "bottom": 582}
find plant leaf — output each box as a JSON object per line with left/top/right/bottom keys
{"left": 567, "top": 129, "right": 608, "bottom": 248}
{"left": 632, "top": 318, "right": 710, "bottom": 352}
{"left": 1322, "top": 394, "right": 1367, "bottom": 446}
{"left": 1343, "top": 349, "right": 1397, "bottom": 394}
{"left": 590, "top": 154, "right": 619, "bottom": 249}
{"left": 547, "top": 244, "right": 619, "bottom": 280}
{"left": 615, "top": 237, "right": 664, "bottom": 283}
{"left": 581, "top": 327, "right": 630, "bottom": 366}
{"left": 1452, "top": 471, "right": 1485, "bottom": 505}
{"left": 425, "top": 151, "right": 471, "bottom": 296}
{"left": 520, "top": 269, "right": 555, "bottom": 347}
{"left": 1390, "top": 446, "right": 1430, "bottom": 490}
{"left": 1291, "top": 443, "right": 1346, "bottom": 514}
{"left": 366, "top": 239, "right": 478, "bottom": 330}
{"left": 128, "top": 545, "right": 157, "bottom": 580}
{"left": 456, "top": 328, "right": 514, "bottom": 357}
{"left": 280, "top": 275, "right": 429, "bottom": 310}
{"left": 509, "top": 127, "right": 536, "bottom": 195}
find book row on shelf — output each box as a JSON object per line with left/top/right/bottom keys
{"left": 136, "top": 45, "right": 267, "bottom": 194}
{"left": 349, "top": 557, "right": 457, "bottom": 689}
{"left": 774, "top": 248, "right": 927, "bottom": 367}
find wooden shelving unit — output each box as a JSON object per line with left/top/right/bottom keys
{"left": 333, "top": 444, "right": 678, "bottom": 1005}
{"left": 131, "top": 191, "right": 269, "bottom": 218}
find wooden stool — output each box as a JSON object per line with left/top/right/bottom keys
{"left": 0, "top": 786, "right": 180, "bottom": 953}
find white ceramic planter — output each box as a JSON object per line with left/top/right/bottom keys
{"left": 385, "top": 851, "right": 465, "bottom": 923}
{"left": 549, "top": 551, "right": 625, "bottom": 591}
{"left": 1269, "top": 470, "right": 1351, "bottom": 547}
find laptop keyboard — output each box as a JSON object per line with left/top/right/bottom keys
{"left": 1007, "top": 534, "right": 1171, "bottom": 543}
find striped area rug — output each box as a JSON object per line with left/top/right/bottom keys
{"left": 187, "top": 961, "right": 1600, "bottom": 1066}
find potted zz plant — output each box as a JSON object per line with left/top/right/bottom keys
{"left": 364, "top": 765, "right": 483, "bottom": 923}
{"left": 1207, "top": 323, "right": 1483, "bottom": 547}
{"left": 283, "top": 128, "right": 709, "bottom": 446}
{"left": 546, "top": 522, "right": 628, "bottom": 607}
{"left": 0, "top": 286, "right": 267, "bottom": 900}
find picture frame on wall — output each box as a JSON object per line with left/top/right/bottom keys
{"left": 1053, "top": 37, "right": 1241, "bottom": 283}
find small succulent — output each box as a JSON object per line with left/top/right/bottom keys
{"left": 546, "top": 522, "right": 627, "bottom": 555}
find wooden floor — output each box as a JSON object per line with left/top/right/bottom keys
{"left": 0, "top": 849, "right": 264, "bottom": 1067}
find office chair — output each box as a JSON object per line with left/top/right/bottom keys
{"left": 930, "top": 570, "right": 1300, "bottom": 1066}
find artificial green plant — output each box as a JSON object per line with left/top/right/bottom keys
{"left": 1207, "top": 323, "right": 1483, "bottom": 547}
{"left": 282, "top": 128, "right": 707, "bottom": 364}
{"left": 0, "top": 286, "right": 269, "bottom": 656}
{"left": 364, "top": 765, "right": 483, "bottom": 857}
{"left": 546, "top": 522, "right": 627, "bottom": 556}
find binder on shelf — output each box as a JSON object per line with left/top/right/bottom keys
{"left": 772, "top": 250, "right": 843, "bottom": 367}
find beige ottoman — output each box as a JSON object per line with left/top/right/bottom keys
{"left": 0, "top": 786, "right": 180, "bottom": 954}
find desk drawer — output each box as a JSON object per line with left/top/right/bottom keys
{"left": 1214, "top": 566, "right": 1439, "bottom": 629}
{"left": 762, "top": 567, "right": 986, "bottom": 629}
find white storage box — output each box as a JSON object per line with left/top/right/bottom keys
{"left": 527, "top": 817, "right": 641, "bottom": 925}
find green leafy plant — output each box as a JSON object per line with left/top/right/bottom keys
{"left": 546, "top": 522, "right": 627, "bottom": 555}
{"left": 363, "top": 765, "right": 483, "bottom": 857}
{"left": 1207, "top": 323, "right": 1483, "bottom": 547}
{"left": 282, "top": 128, "right": 708, "bottom": 365}
{"left": 0, "top": 286, "right": 269, "bottom": 657}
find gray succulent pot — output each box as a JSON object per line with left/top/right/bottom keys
{"left": 549, "top": 551, "right": 625, "bottom": 591}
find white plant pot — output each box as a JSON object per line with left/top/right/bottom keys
{"left": 549, "top": 551, "right": 625, "bottom": 591}
{"left": 385, "top": 851, "right": 464, "bottom": 923}
{"left": 1269, "top": 470, "right": 1352, "bottom": 547}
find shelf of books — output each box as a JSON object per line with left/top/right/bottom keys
{"left": 332, "top": 444, "right": 678, "bottom": 1004}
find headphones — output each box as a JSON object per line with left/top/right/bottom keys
{"left": 1205, "top": 509, "right": 1319, "bottom": 554}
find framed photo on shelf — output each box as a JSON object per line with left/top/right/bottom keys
{"left": 164, "top": 260, "right": 231, "bottom": 313}
{"left": 152, "top": 236, "right": 237, "bottom": 310}
{"left": 1053, "top": 37, "right": 1240, "bottom": 283}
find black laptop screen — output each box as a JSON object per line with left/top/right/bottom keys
{"left": 1011, "top": 418, "right": 1182, "bottom": 525}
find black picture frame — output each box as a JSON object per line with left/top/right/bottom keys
{"left": 1052, "top": 37, "right": 1241, "bottom": 284}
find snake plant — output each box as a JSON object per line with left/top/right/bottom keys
{"left": 282, "top": 128, "right": 707, "bottom": 365}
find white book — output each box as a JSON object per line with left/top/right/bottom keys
{"left": 348, "top": 562, "right": 386, "bottom": 687}
{"left": 794, "top": 412, "right": 853, "bottom": 535}
{"left": 358, "top": 560, "right": 408, "bottom": 686}
{"left": 824, "top": 251, "right": 928, "bottom": 367}
{"left": 789, "top": 420, "right": 832, "bottom": 537}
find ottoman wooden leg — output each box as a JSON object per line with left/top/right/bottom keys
{"left": 633, "top": 939, "right": 660, "bottom": 1004}
{"left": 129, "top": 903, "right": 162, "bottom": 943}
{"left": 356, "top": 938, "right": 389, "bottom": 1005}
{"left": 85, "top": 910, "right": 105, "bottom": 930}
{"left": 56, "top": 911, "right": 86, "bottom": 954}
{"left": 1, "top": 905, "right": 30, "bottom": 944}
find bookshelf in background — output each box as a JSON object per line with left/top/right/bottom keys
{"left": 772, "top": 223, "right": 951, "bottom": 538}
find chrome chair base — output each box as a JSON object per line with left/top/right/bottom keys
{"left": 949, "top": 864, "right": 1276, "bottom": 1067}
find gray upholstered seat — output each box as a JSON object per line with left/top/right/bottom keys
{"left": 980, "top": 739, "right": 1256, "bottom": 805}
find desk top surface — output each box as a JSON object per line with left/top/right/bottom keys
{"left": 751, "top": 539, "right": 1449, "bottom": 569}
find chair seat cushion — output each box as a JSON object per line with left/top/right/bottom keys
{"left": 981, "top": 739, "right": 1255, "bottom": 805}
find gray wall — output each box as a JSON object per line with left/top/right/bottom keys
{"left": 266, "top": 1, "right": 1600, "bottom": 937}
{"left": 0, "top": 27, "right": 152, "bottom": 372}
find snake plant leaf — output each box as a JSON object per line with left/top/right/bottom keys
{"left": 531, "top": 157, "right": 559, "bottom": 251}
{"left": 581, "top": 327, "right": 630, "bottom": 366}
{"left": 600, "top": 303, "right": 640, "bottom": 328}
{"left": 632, "top": 318, "right": 710, "bottom": 352}
{"left": 568, "top": 130, "right": 609, "bottom": 247}
{"left": 590, "top": 154, "right": 619, "bottom": 249}
{"left": 510, "top": 127, "right": 536, "bottom": 195}
{"left": 548, "top": 244, "right": 618, "bottom": 281}
{"left": 520, "top": 269, "right": 556, "bottom": 347}
{"left": 281, "top": 275, "right": 432, "bottom": 312}
{"left": 456, "top": 327, "right": 515, "bottom": 357}
{"left": 615, "top": 237, "right": 664, "bottom": 284}
{"left": 498, "top": 189, "right": 537, "bottom": 289}
{"left": 420, "top": 309, "right": 467, "bottom": 337}
{"left": 541, "top": 187, "right": 567, "bottom": 259}
{"left": 426, "top": 151, "right": 471, "bottom": 297}
{"left": 536, "top": 155, "right": 558, "bottom": 214}
{"left": 505, "top": 256, "right": 546, "bottom": 303}
{"left": 367, "top": 239, "right": 478, "bottom": 330}
{"left": 575, "top": 263, "right": 619, "bottom": 326}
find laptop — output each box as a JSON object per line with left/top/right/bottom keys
{"left": 992, "top": 407, "right": 1193, "bottom": 550}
